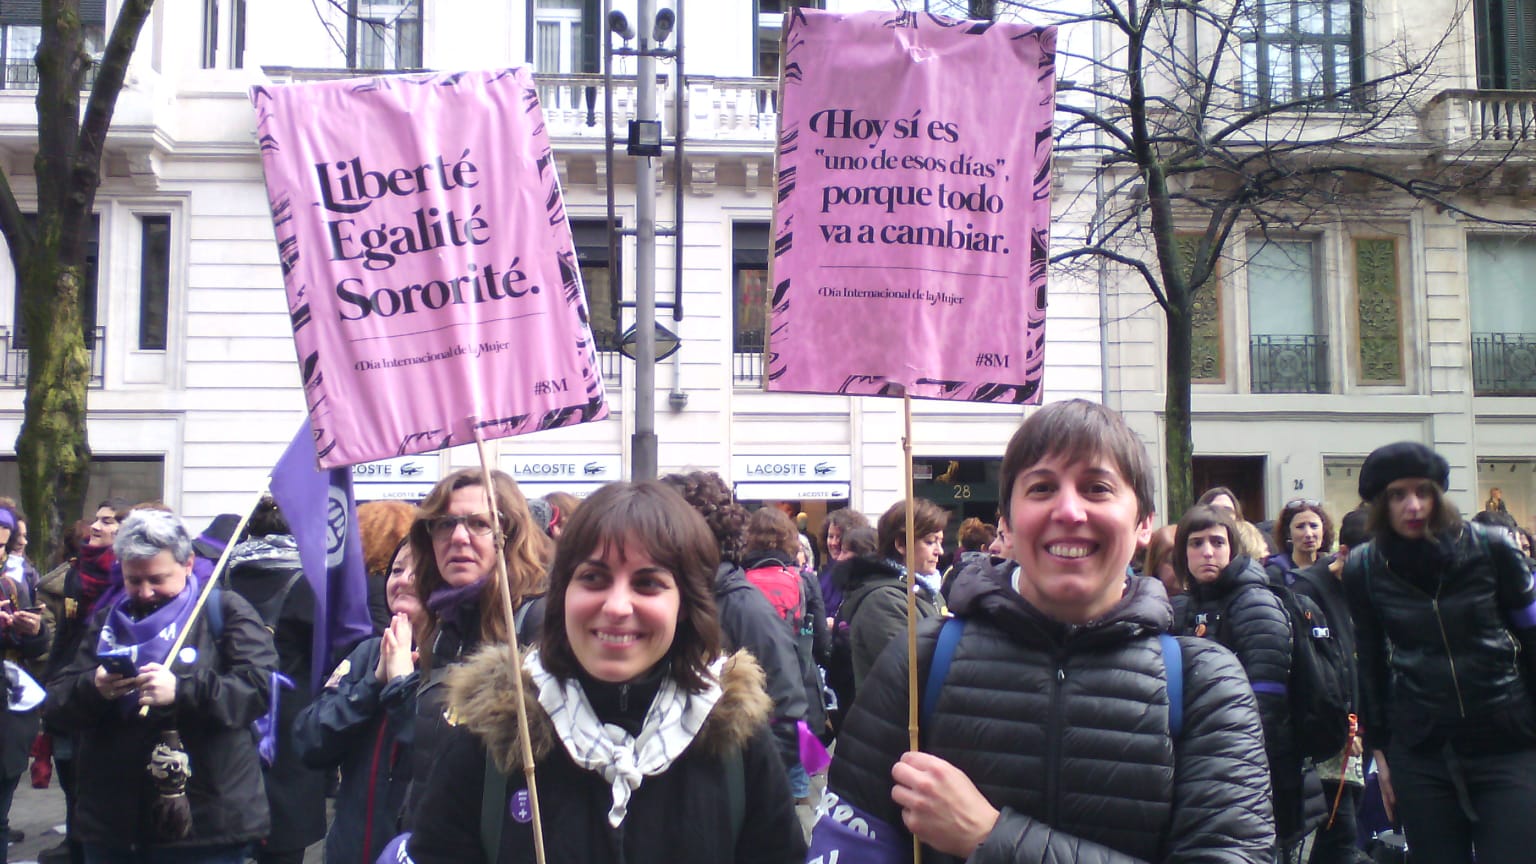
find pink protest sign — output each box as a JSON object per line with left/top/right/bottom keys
{"left": 767, "top": 10, "right": 1055, "bottom": 402}
{"left": 252, "top": 69, "right": 607, "bottom": 468}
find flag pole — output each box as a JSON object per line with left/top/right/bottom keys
{"left": 137, "top": 492, "right": 264, "bottom": 718}
{"left": 902, "top": 390, "right": 923, "bottom": 864}
{"left": 470, "top": 418, "right": 547, "bottom": 864}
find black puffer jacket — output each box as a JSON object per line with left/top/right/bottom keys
{"left": 407, "top": 646, "right": 805, "bottom": 864}
{"left": 224, "top": 535, "right": 327, "bottom": 853}
{"left": 714, "top": 561, "right": 808, "bottom": 771}
{"left": 831, "top": 560, "right": 1275, "bottom": 863}
{"left": 1182, "top": 555, "right": 1323, "bottom": 843}
{"left": 1345, "top": 524, "right": 1536, "bottom": 755}
{"left": 44, "top": 588, "right": 276, "bottom": 849}
{"left": 835, "top": 556, "right": 938, "bottom": 690}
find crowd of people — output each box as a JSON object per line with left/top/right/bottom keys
{"left": 1, "top": 401, "right": 1533, "bottom": 863}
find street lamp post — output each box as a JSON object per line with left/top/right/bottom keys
{"left": 606, "top": 0, "right": 679, "bottom": 482}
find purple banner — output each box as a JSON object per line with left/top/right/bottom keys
{"left": 767, "top": 10, "right": 1055, "bottom": 403}
{"left": 270, "top": 420, "right": 375, "bottom": 687}
{"left": 806, "top": 789, "right": 908, "bottom": 864}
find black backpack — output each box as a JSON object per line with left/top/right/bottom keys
{"left": 1202, "top": 580, "right": 1352, "bottom": 761}
{"left": 824, "top": 576, "right": 905, "bottom": 734}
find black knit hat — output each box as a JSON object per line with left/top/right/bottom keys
{"left": 1358, "top": 442, "right": 1450, "bottom": 502}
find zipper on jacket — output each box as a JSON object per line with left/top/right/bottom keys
{"left": 619, "top": 683, "right": 630, "bottom": 712}
{"left": 1431, "top": 592, "right": 1467, "bottom": 717}
{"left": 1046, "top": 661, "right": 1066, "bottom": 827}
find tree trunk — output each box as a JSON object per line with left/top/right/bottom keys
{"left": 16, "top": 246, "right": 92, "bottom": 568}
{"left": 1163, "top": 304, "right": 1194, "bottom": 519}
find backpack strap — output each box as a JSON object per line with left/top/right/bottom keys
{"left": 481, "top": 754, "right": 508, "bottom": 863}
{"left": 725, "top": 745, "right": 745, "bottom": 848}
{"left": 920, "top": 616, "right": 966, "bottom": 734}
{"left": 1158, "top": 632, "right": 1183, "bottom": 738}
{"left": 206, "top": 586, "right": 224, "bottom": 639}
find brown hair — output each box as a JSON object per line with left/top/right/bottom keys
{"left": 1173, "top": 505, "right": 1241, "bottom": 580}
{"left": 745, "top": 506, "right": 800, "bottom": 559}
{"left": 1197, "top": 486, "right": 1246, "bottom": 522}
{"left": 1366, "top": 479, "right": 1461, "bottom": 541}
{"left": 1273, "top": 499, "right": 1335, "bottom": 557}
{"left": 840, "top": 526, "right": 879, "bottom": 558}
{"left": 358, "top": 500, "right": 416, "bottom": 578}
{"left": 539, "top": 481, "right": 723, "bottom": 692}
{"left": 658, "top": 471, "right": 749, "bottom": 565}
{"left": 543, "top": 491, "right": 580, "bottom": 533}
{"left": 1143, "top": 525, "right": 1181, "bottom": 593}
{"left": 876, "top": 498, "right": 948, "bottom": 561}
{"left": 1000, "top": 399, "right": 1155, "bottom": 522}
{"left": 410, "top": 468, "right": 551, "bottom": 668}
{"left": 820, "top": 508, "right": 871, "bottom": 557}
{"left": 957, "top": 517, "right": 995, "bottom": 551}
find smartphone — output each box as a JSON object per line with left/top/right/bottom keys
{"left": 97, "top": 647, "right": 139, "bottom": 678}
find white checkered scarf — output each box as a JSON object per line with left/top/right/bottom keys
{"left": 525, "top": 649, "right": 725, "bottom": 827}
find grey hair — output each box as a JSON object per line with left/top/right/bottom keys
{"left": 114, "top": 510, "right": 194, "bottom": 565}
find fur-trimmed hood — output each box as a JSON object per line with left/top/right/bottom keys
{"left": 446, "top": 645, "right": 773, "bottom": 775}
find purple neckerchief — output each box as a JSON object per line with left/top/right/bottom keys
{"left": 426, "top": 575, "right": 490, "bottom": 617}
{"left": 97, "top": 556, "right": 215, "bottom": 616}
{"left": 96, "top": 572, "right": 201, "bottom": 708}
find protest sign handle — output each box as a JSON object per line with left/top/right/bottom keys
{"left": 137, "top": 492, "right": 263, "bottom": 718}
{"left": 902, "top": 392, "right": 923, "bottom": 864}
{"left": 471, "top": 419, "right": 547, "bottom": 864}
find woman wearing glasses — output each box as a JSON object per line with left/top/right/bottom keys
{"left": 402, "top": 468, "right": 552, "bottom": 826}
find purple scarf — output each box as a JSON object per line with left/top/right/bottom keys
{"left": 95, "top": 573, "right": 201, "bottom": 707}
{"left": 427, "top": 574, "right": 490, "bottom": 618}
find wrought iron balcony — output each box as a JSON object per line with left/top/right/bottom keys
{"left": 1249, "top": 334, "right": 1329, "bottom": 394}
{"left": 1472, "top": 332, "right": 1536, "bottom": 395}
{"left": 734, "top": 329, "right": 764, "bottom": 386}
{"left": 0, "top": 60, "right": 98, "bottom": 91}
{"left": 0, "top": 325, "right": 105, "bottom": 388}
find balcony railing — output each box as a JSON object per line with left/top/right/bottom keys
{"left": 1250, "top": 334, "right": 1328, "bottom": 394}
{"left": 0, "top": 325, "right": 106, "bottom": 388}
{"left": 1472, "top": 332, "right": 1536, "bottom": 395}
{"left": 0, "top": 60, "right": 98, "bottom": 91}
{"left": 1424, "top": 89, "right": 1536, "bottom": 146}
{"left": 734, "top": 329, "right": 764, "bottom": 385}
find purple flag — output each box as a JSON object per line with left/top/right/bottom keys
{"left": 806, "top": 789, "right": 908, "bottom": 864}
{"left": 270, "top": 419, "right": 374, "bottom": 688}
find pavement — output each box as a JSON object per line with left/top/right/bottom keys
{"left": 5, "top": 781, "right": 323, "bottom": 864}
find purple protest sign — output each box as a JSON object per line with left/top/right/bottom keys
{"left": 252, "top": 69, "right": 607, "bottom": 469}
{"left": 805, "top": 789, "right": 908, "bottom": 864}
{"left": 767, "top": 10, "right": 1055, "bottom": 402}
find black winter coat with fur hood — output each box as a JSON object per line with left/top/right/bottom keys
{"left": 406, "top": 645, "right": 806, "bottom": 864}
{"left": 831, "top": 560, "right": 1276, "bottom": 863}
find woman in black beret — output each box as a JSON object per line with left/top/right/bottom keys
{"left": 1344, "top": 441, "right": 1536, "bottom": 864}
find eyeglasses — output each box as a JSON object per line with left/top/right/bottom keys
{"left": 1284, "top": 498, "right": 1322, "bottom": 509}
{"left": 427, "top": 513, "right": 499, "bottom": 540}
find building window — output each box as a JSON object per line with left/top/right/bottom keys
{"left": 1239, "top": 0, "right": 1361, "bottom": 107}
{"left": 13, "top": 215, "right": 101, "bottom": 350}
{"left": 1475, "top": 0, "right": 1536, "bottom": 89}
{"left": 350, "top": 0, "right": 422, "bottom": 70}
{"left": 570, "top": 219, "right": 620, "bottom": 380}
{"left": 0, "top": 1, "right": 104, "bottom": 87}
{"left": 201, "top": 0, "right": 245, "bottom": 69}
{"left": 1178, "top": 234, "right": 1225, "bottom": 383}
{"left": 1247, "top": 237, "right": 1329, "bottom": 393}
{"left": 755, "top": 0, "right": 823, "bottom": 76}
{"left": 138, "top": 215, "right": 171, "bottom": 351}
{"left": 1353, "top": 237, "right": 1403, "bottom": 384}
{"left": 733, "top": 222, "right": 770, "bottom": 385}
{"left": 1468, "top": 235, "right": 1536, "bottom": 395}
{"left": 533, "top": 0, "right": 598, "bottom": 74}
{"left": 0, "top": 455, "right": 164, "bottom": 508}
